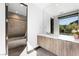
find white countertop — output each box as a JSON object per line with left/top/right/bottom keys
{"left": 38, "top": 34, "right": 79, "bottom": 43}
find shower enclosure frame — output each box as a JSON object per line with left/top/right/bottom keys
{"left": 5, "top": 3, "right": 28, "bottom": 56}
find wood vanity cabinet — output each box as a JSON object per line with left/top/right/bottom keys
{"left": 71, "top": 42, "right": 79, "bottom": 56}
{"left": 50, "top": 38, "right": 58, "bottom": 55}
{"left": 37, "top": 36, "right": 51, "bottom": 51}
{"left": 50, "top": 39, "right": 67, "bottom": 56}
{"left": 63, "top": 41, "right": 72, "bottom": 56}
{"left": 37, "top": 35, "right": 79, "bottom": 56}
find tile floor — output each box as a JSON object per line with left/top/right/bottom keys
{"left": 8, "top": 45, "right": 26, "bottom": 56}
{"left": 20, "top": 47, "right": 57, "bottom": 56}
{"left": 27, "top": 47, "right": 57, "bottom": 56}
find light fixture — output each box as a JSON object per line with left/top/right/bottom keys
{"left": 15, "top": 11, "right": 18, "bottom": 13}
{"left": 20, "top": 3, "right": 27, "bottom": 7}
{"left": 20, "top": 4, "right": 23, "bottom": 7}
{"left": 55, "top": 4, "right": 59, "bottom": 6}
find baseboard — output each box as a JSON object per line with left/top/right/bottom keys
{"left": 27, "top": 46, "right": 40, "bottom": 54}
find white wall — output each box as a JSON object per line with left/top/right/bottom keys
{"left": 0, "top": 3, "right": 6, "bottom": 55}
{"left": 27, "top": 4, "right": 43, "bottom": 51}
{"left": 27, "top": 4, "right": 59, "bottom": 51}
{"left": 43, "top": 11, "right": 51, "bottom": 34}
{"left": 43, "top": 11, "right": 59, "bottom": 36}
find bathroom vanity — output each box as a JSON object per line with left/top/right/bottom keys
{"left": 37, "top": 34, "right": 79, "bottom": 56}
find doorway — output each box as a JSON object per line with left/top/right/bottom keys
{"left": 5, "top": 3, "right": 27, "bottom": 56}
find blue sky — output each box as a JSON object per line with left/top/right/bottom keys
{"left": 59, "top": 16, "right": 78, "bottom": 25}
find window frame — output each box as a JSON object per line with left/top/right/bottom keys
{"left": 58, "top": 10, "right": 79, "bottom": 35}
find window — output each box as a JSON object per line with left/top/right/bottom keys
{"left": 59, "top": 13, "right": 79, "bottom": 35}
{"left": 50, "top": 18, "right": 54, "bottom": 34}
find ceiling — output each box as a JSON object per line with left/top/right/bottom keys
{"left": 6, "top": 3, "right": 27, "bottom": 16}
{"left": 45, "top": 3, "right": 79, "bottom": 16}
{"left": 34, "top": 3, "right": 79, "bottom": 17}
{"left": 6, "top": 3, "right": 79, "bottom": 17}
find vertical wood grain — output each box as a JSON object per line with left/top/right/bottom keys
{"left": 37, "top": 35, "right": 79, "bottom": 56}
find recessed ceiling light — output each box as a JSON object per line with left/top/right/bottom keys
{"left": 15, "top": 11, "right": 18, "bottom": 13}
{"left": 55, "top": 4, "right": 59, "bottom": 6}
